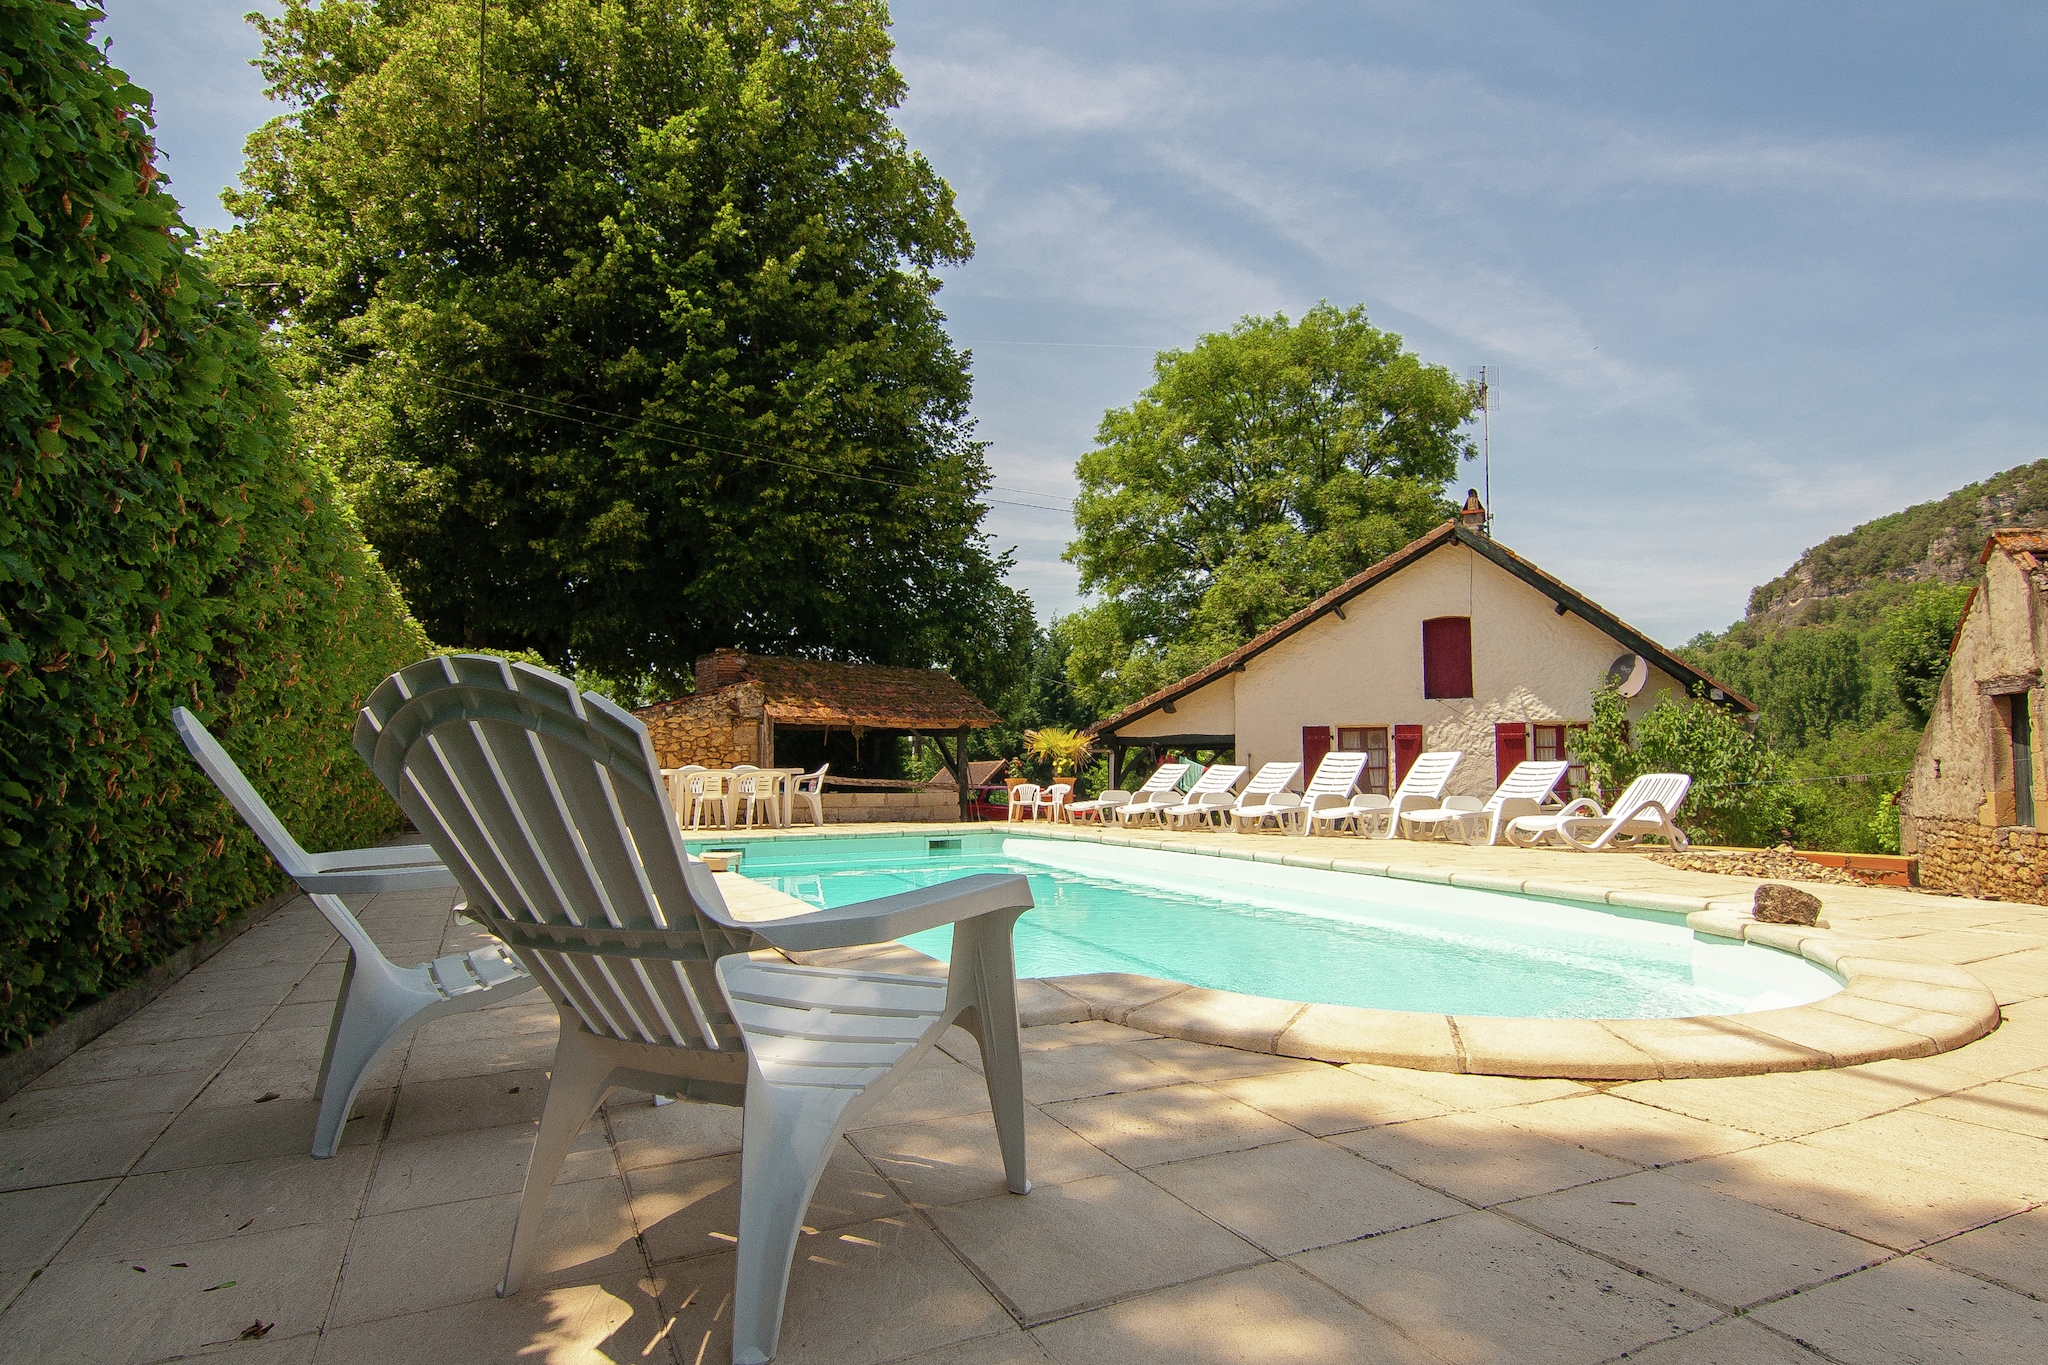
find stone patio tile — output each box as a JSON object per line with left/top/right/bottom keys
{"left": 194, "top": 1027, "right": 402, "bottom": 1111}
{"left": 364, "top": 1121, "right": 614, "bottom": 1217}
{"left": 0, "top": 1114, "right": 168, "bottom": 1191}
{"left": 135, "top": 1088, "right": 391, "bottom": 1172}
{"left": 1293, "top": 1208, "right": 1719, "bottom": 1365}
{"left": 1017, "top": 979, "right": 1094, "bottom": 1028}
{"left": 1122, "top": 987, "right": 1306, "bottom": 1052}
{"left": 1331, "top": 1110, "right": 1637, "bottom": 1206}
{"left": 61, "top": 1149, "right": 374, "bottom": 1259}
{"left": 1922, "top": 1206, "right": 2048, "bottom": 1293}
{"left": 155, "top": 963, "right": 306, "bottom": 1014}
{"left": 629, "top": 1139, "right": 904, "bottom": 1264}
{"left": 843, "top": 1052, "right": 994, "bottom": 1131}
{"left": 1669, "top": 1140, "right": 2026, "bottom": 1251}
{"left": 927, "top": 1170, "right": 1263, "bottom": 1324}
{"left": 607, "top": 1093, "right": 744, "bottom": 1170}
{"left": 1453, "top": 1015, "right": 1659, "bottom": 1079}
{"left": 1042, "top": 973, "right": 1186, "bottom": 1022}
{"left": 83, "top": 998, "right": 278, "bottom": 1047}
{"left": 1503, "top": 1167, "right": 1887, "bottom": 1307}
{"left": 1731, "top": 1004, "right": 1940, "bottom": 1066}
{"left": 851, "top": 1107, "right": 1120, "bottom": 1208}
{"left": 1751, "top": 1252, "right": 2048, "bottom": 1362}
{"left": 2, "top": 1067, "right": 216, "bottom": 1129}
{"left": 1908, "top": 1079, "right": 2048, "bottom": 1141}
{"left": 655, "top": 1214, "right": 1013, "bottom": 1365}
{"left": 1022, "top": 1020, "right": 1159, "bottom": 1051}
{"left": 1045, "top": 1083, "right": 1298, "bottom": 1167}
{"left": 1031, "top": 1260, "right": 1440, "bottom": 1365}
{"left": 1886, "top": 929, "right": 2048, "bottom": 964}
{"left": 0, "top": 1221, "right": 351, "bottom": 1365}
{"left": 889, "top": 1332, "right": 1055, "bottom": 1365}
{"left": 1209, "top": 1062, "right": 1454, "bottom": 1135}
{"left": 397, "top": 1020, "right": 561, "bottom": 1085}
{"left": 1146, "top": 1137, "right": 1465, "bottom": 1256}
{"left": 314, "top": 1275, "right": 670, "bottom": 1365}
{"left": 1598, "top": 1016, "right": 1828, "bottom": 1079}
{"left": 385, "top": 1066, "right": 552, "bottom": 1142}
{"left": 1493, "top": 1093, "right": 1765, "bottom": 1168}
{"left": 278, "top": 961, "right": 351, "bottom": 1008}
{"left": 39, "top": 1031, "right": 245, "bottom": 1085}
{"left": 1013, "top": 1042, "right": 1184, "bottom": 1105}
{"left": 0, "top": 1179, "right": 115, "bottom": 1270}
{"left": 1339, "top": 1063, "right": 1591, "bottom": 1110}
{"left": 331, "top": 1176, "right": 641, "bottom": 1326}
{"left": 1118, "top": 1036, "right": 1320, "bottom": 1083}
{"left": 402, "top": 994, "right": 559, "bottom": 1045}
{"left": 1607, "top": 1067, "right": 1920, "bottom": 1139}
{"left": 1606, "top": 1318, "right": 1827, "bottom": 1364}
{"left": 1798, "top": 1106, "right": 2048, "bottom": 1201}
{"left": 1279, "top": 1005, "right": 1460, "bottom": 1068}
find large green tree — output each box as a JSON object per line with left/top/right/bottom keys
{"left": 1061, "top": 303, "right": 1475, "bottom": 713}
{"left": 209, "top": 0, "right": 1031, "bottom": 699}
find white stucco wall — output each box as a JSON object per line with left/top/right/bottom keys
{"left": 1111, "top": 543, "right": 1692, "bottom": 800}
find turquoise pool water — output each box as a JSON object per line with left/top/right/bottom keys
{"left": 689, "top": 833, "right": 1842, "bottom": 1020}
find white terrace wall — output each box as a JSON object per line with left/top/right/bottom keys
{"left": 1118, "top": 543, "right": 1687, "bottom": 800}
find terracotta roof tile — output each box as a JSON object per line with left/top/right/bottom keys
{"left": 660, "top": 652, "right": 1000, "bottom": 731}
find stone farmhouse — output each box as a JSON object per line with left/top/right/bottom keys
{"left": 1902, "top": 529, "right": 2048, "bottom": 902}
{"left": 1087, "top": 513, "right": 1752, "bottom": 800}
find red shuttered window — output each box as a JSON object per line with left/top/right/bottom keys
{"left": 1495, "top": 723, "right": 1528, "bottom": 786}
{"left": 1422, "top": 617, "right": 1473, "bottom": 699}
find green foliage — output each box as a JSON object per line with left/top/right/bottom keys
{"left": 1777, "top": 719, "right": 1919, "bottom": 855}
{"left": 1062, "top": 303, "right": 1472, "bottom": 712}
{"left": 1681, "top": 626, "right": 1872, "bottom": 749}
{"left": 208, "top": 0, "right": 1032, "bottom": 706}
{"left": 1022, "top": 726, "right": 1095, "bottom": 776}
{"left": 1877, "top": 584, "right": 1972, "bottom": 726}
{"left": 1570, "top": 686, "right": 1791, "bottom": 847}
{"left": 0, "top": 1, "right": 429, "bottom": 1048}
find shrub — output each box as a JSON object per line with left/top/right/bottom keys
{"left": 0, "top": 1, "right": 428, "bottom": 1049}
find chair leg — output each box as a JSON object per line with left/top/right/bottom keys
{"left": 500, "top": 1022, "right": 619, "bottom": 1297}
{"left": 949, "top": 912, "right": 1031, "bottom": 1196}
{"left": 732, "top": 1084, "right": 850, "bottom": 1365}
{"left": 313, "top": 951, "right": 358, "bottom": 1100}
{"left": 311, "top": 952, "right": 428, "bottom": 1159}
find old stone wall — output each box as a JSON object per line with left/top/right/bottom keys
{"left": 1910, "top": 815, "right": 2048, "bottom": 904}
{"left": 636, "top": 682, "right": 764, "bottom": 769}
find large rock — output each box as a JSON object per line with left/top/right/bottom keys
{"left": 1754, "top": 882, "right": 1823, "bottom": 925}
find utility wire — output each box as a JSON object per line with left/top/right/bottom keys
{"left": 1695, "top": 769, "right": 1911, "bottom": 790}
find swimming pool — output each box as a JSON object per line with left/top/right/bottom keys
{"left": 691, "top": 832, "right": 1842, "bottom": 1020}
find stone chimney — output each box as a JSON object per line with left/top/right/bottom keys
{"left": 1458, "top": 489, "right": 1488, "bottom": 534}
{"left": 694, "top": 648, "right": 748, "bottom": 692}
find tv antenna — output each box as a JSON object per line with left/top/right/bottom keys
{"left": 1468, "top": 366, "right": 1498, "bottom": 536}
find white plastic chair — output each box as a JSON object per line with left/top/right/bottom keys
{"left": 1110, "top": 762, "right": 1194, "bottom": 826}
{"left": 1507, "top": 773, "right": 1693, "bottom": 851}
{"left": 1158, "top": 764, "right": 1249, "bottom": 829}
{"left": 735, "top": 770, "right": 780, "bottom": 829}
{"left": 1006, "top": 782, "right": 1041, "bottom": 822}
{"left": 1224, "top": 762, "right": 1307, "bottom": 833}
{"left": 1293, "top": 752, "right": 1370, "bottom": 836}
{"left": 691, "top": 771, "right": 735, "bottom": 829}
{"left": 171, "top": 707, "right": 534, "bottom": 1159}
{"left": 790, "top": 764, "right": 828, "bottom": 826}
{"left": 662, "top": 766, "right": 707, "bottom": 830}
{"left": 1402, "top": 761, "right": 1570, "bottom": 846}
{"left": 353, "top": 655, "right": 1035, "bottom": 1365}
{"left": 1031, "top": 782, "right": 1073, "bottom": 822}
{"left": 1379, "top": 750, "right": 1463, "bottom": 839}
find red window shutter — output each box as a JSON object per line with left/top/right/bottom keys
{"left": 1422, "top": 617, "right": 1473, "bottom": 699}
{"left": 1301, "top": 726, "right": 1332, "bottom": 780}
{"left": 1494, "top": 723, "right": 1528, "bottom": 786}
{"left": 1392, "top": 724, "right": 1424, "bottom": 786}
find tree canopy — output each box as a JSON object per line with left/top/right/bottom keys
{"left": 208, "top": 0, "right": 1032, "bottom": 700}
{"left": 1060, "top": 303, "right": 1474, "bottom": 713}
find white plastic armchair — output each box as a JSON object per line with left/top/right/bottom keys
{"left": 1379, "top": 750, "right": 1464, "bottom": 838}
{"left": 1403, "top": 761, "right": 1570, "bottom": 846}
{"left": 1032, "top": 782, "right": 1073, "bottom": 822}
{"left": 789, "top": 764, "right": 828, "bottom": 826}
{"left": 1110, "top": 762, "right": 1193, "bottom": 826}
{"left": 171, "top": 707, "right": 534, "bottom": 1159}
{"left": 1507, "top": 773, "right": 1693, "bottom": 852}
{"left": 1158, "top": 764, "right": 1249, "bottom": 830}
{"left": 1294, "top": 752, "right": 1370, "bottom": 836}
{"left": 1224, "top": 763, "right": 1306, "bottom": 833}
{"left": 1005, "top": 783, "right": 1041, "bottom": 822}
{"left": 352, "top": 655, "right": 1035, "bottom": 1365}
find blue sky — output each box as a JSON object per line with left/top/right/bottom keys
{"left": 105, "top": 1, "right": 2045, "bottom": 645}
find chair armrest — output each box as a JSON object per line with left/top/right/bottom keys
{"left": 307, "top": 843, "right": 447, "bottom": 872}
{"left": 712, "top": 873, "right": 1035, "bottom": 952}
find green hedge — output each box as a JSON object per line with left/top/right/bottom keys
{"left": 0, "top": 1, "right": 430, "bottom": 1049}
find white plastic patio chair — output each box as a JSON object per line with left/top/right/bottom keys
{"left": 1031, "top": 782, "right": 1073, "bottom": 822}
{"left": 662, "top": 766, "right": 707, "bottom": 830}
{"left": 1158, "top": 764, "right": 1249, "bottom": 829}
{"left": 690, "top": 770, "right": 735, "bottom": 829}
{"left": 1067, "top": 789, "right": 1131, "bottom": 822}
{"left": 171, "top": 707, "right": 534, "bottom": 1159}
{"left": 1110, "top": 762, "right": 1193, "bottom": 826}
{"left": 1507, "top": 772, "right": 1693, "bottom": 851}
{"left": 1307, "top": 791, "right": 1395, "bottom": 836}
{"left": 1402, "top": 760, "right": 1570, "bottom": 846}
{"left": 1006, "top": 782, "right": 1041, "bottom": 822}
{"left": 1224, "top": 762, "right": 1307, "bottom": 833}
{"left": 1379, "top": 750, "right": 1464, "bottom": 838}
{"left": 352, "top": 655, "right": 1035, "bottom": 1365}
{"left": 1293, "top": 752, "right": 1370, "bottom": 836}
{"left": 735, "top": 770, "right": 779, "bottom": 829}
{"left": 789, "top": 763, "right": 828, "bottom": 826}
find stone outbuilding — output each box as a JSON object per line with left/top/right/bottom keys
{"left": 1901, "top": 530, "right": 2048, "bottom": 901}
{"left": 633, "top": 650, "right": 1001, "bottom": 819}
{"left": 1086, "top": 517, "right": 1752, "bottom": 799}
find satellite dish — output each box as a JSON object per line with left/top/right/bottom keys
{"left": 1606, "top": 653, "right": 1650, "bottom": 698}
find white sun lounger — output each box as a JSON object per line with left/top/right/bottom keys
{"left": 1111, "top": 762, "right": 1194, "bottom": 826}
{"left": 172, "top": 707, "right": 535, "bottom": 1159}
{"left": 1287, "top": 752, "right": 1371, "bottom": 836}
{"left": 1506, "top": 772, "right": 1693, "bottom": 851}
{"left": 1224, "top": 762, "right": 1307, "bottom": 833}
{"left": 1159, "top": 764, "right": 1250, "bottom": 829}
{"left": 1373, "top": 750, "right": 1463, "bottom": 838}
{"left": 353, "top": 655, "right": 1036, "bottom": 1365}
{"left": 1401, "top": 760, "right": 1571, "bottom": 845}
{"left": 1306, "top": 791, "right": 1396, "bottom": 836}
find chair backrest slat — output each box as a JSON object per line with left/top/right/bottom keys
{"left": 1488, "top": 761, "right": 1570, "bottom": 811}
{"left": 1134, "top": 762, "right": 1191, "bottom": 795}
{"left": 1393, "top": 750, "right": 1461, "bottom": 802}
{"left": 1611, "top": 773, "right": 1692, "bottom": 822}
{"left": 1305, "top": 752, "right": 1368, "bottom": 797}
{"left": 1182, "top": 764, "right": 1246, "bottom": 796}
{"left": 1242, "top": 762, "right": 1300, "bottom": 797}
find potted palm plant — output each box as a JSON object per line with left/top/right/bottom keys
{"left": 1023, "top": 727, "right": 1097, "bottom": 784}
